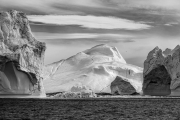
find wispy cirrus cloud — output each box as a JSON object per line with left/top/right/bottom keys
{"left": 34, "top": 32, "right": 134, "bottom": 40}
{"left": 34, "top": 32, "right": 136, "bottom": 44}
{"left": 28, "top": 15, "right": 151, "bottom": 30}
{"left": 1, "top": 0, "right": 180, "bottom": 14}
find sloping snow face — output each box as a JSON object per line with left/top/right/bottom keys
{"left": 43, "top": 44, "right": 143, "bottom": 94}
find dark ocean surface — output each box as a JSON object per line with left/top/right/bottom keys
{"left": 0, "top": 98, "right": 180, "bottom": 120}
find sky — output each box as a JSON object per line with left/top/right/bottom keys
{"left": 0, "top": 0, "right": 180, "bottom": 67}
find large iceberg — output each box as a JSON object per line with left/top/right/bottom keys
{"left": 43, "top": 44, "right": 143, "bottom": 95}
{"left": 0, "top": 10, "right": 46, "bottom": 97}
{"left": 143, "top": 45, "right": 180, "bottom": 96}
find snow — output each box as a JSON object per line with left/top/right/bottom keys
{"left": 43, "top": 44, "right": 143, "bottom": 94}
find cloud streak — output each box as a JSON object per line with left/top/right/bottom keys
{"left": 1, "top": 0, "right": 180, "bottom": 14}
{"left": 28, "top": 15, "right": 151, "bottom": 30}
{"left": 34, "top": 32, "right": 136, "bottom": 44}
{"left": 34, "top": 33, "right": 99, "bottom": 40}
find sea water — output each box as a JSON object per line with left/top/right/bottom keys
{"left": 0, "top": 98, "right": 180, "bottom": 119}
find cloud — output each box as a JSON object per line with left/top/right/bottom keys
{"left": 34, "top": 33, "right": 99, "bottom": 39}
{"left": 0, "top": 0, "right": 110, "bottom": 15}
{"left": 34, "top": 32, "right": 136, "bottom": 40}
{"left": 135, "top": 0, "right": 180, "bottom": 10}
{"left": 28, "top": 15, "right": 151, "bottom": 30}
{"left": 164, "top": 22, "right": 179, "bottom": 26}
{"left": 53, "top": 0, "right": 102, "bottom": 8}
{"left": 33, "top": 32, "right": 136, "bottom": 44}
{"left": 100, "top": 0, "right": 180, "bottom": 11}
{"left": 1, "top": 0, "right": 180, "bottom": 11}
{"left": 0, "top": 0, "right": 179, "bottom": 18}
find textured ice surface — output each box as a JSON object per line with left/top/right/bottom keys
{"left": 0, "top": 10, "right": 46, "bottom": 97}
{"left": 143, "top": 45, "right": 180, "bottom": 96}
{"left": 44, "top": 44, "right": 143, "bottom": 94}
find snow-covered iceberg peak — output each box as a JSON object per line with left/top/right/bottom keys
{"left": 83, "top": 44, "right": 126, "bottom": 64}
{"left": 43, "top": 44, "right": 143, "bottom": 94}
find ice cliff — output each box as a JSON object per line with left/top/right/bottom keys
{"left": 143, "top": 45, "right": 180, "bottom": 96}
{"left": 110, "top": 76, "right": 137, "bottom": 95}
{"left": 43, "top": 44, "right": 143, "bottom": 95}
{"left": 0, "top": 10, "right": 46, "bottom": 97}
